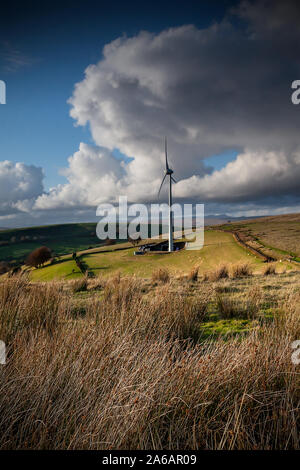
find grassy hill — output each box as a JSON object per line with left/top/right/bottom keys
{"left": 218, "top": 213, "right": 300, "bottom": 262}
{"left": 0, "top": 223, "right": 100, "bottom": 263}
{"left": 30, "top": 229, "right": 274, "bottom": 282}
{"left": 0, "top": 222, "right": 163, "bottom": 265}
{"left": 2, "top": 213, "right": 300, "bottom": 281}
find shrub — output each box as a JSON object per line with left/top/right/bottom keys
{"left": 25, "top": 246, "right": 52, "bottom": 268}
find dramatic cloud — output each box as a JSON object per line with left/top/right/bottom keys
{"left": 0, "top": 161, "right": 44, "bottom": 215}
{"left": 64, "top": 0, "right": 300, "bottom": 209}
{"left": 175, "top": 148, "right": 300, "bottom": 202}
{"left": 35, "top": 143, "right": 125, "bottom": 209}
{"left": 3, "top": 0, "right": 300, "bottom": 226}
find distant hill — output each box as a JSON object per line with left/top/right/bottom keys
{"left": 0, "top": 223, "right": 101, "bottom": 263}
{"left": 0, "top": 222, "right": 157, "bottom": 263}
{"left": 1, "top": 213, "right": 299, "bottom": 264}
{"left": 204, "top": 214, "right": 264, "bottom": 226}
{"left": 218, "top": 212, "right": 300, "bottom": 261}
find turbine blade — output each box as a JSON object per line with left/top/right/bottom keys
{"left": 158, "top": 174, "right": 167, "bottom": 199}
{"left": 165, "top": 137, "right": 169, "bottom": 170}
{"left": 171, "top": 176, "right": 177, "bottom": 183}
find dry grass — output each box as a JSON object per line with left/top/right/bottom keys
{"left": 216, "top": 285, "right": 263, "bottom": 320}
{"left": 230, "top": 263, "right": 253, "bottom": 278}
{"left": 71, "top": 276, "right": 88, "bottom": 293}
{"left": 204, "top": 264, "right": 229, "bottom": 282}
{"left": 0, "top": 275, "right": 299, "bottom": 450}
{"left": 187, "top": 266, "right": 199, "bottom": 282}
{"left": 264, "top": 263, "right": 277, "bottom": 276}
{"left": 151, "top": 267, "right": 170, "bottom": 284}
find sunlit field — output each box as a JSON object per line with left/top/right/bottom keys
{"left": 29, "top": 230, "right": 294, "bottom": 282}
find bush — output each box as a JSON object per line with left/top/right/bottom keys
{"left": 25, "top": 246, "right": 52, "bottom": 268}
{"left": 75, "top": 257, "right": 87, "bottom": 273}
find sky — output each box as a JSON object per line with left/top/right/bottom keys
{"left": 0, "top": 0, "right": 300, "bottom": 227}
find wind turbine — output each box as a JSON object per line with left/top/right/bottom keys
{"left": 158, "top": 138, "right": 177, "bottom": 252}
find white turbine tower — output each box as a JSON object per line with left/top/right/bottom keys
{"left": 158, "top": 138, "right": 177, "bottom": 252}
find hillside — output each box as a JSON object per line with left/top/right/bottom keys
{"left": 1, "top": 213, "right": 299, "bottom": 281}
{"left": 0, "top": 223, "right": 100, "bottom": 263}
{"left": 217, "top": 213, "right": 300, "bottom": 262}
{"left": 0, "top": 222, "right": 160, "bottom": 265}
{"left": 29, "top": 229, "right": 294, "bottom": 282}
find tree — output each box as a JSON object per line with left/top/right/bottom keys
{"left": 25, "top": 246, "right": 52, "bottom": 268}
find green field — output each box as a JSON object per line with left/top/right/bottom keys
{"left": 30, "top": 230, "right": 266, "bottom": 281}
{"left": 0, "top": 223, "right": 101, "bottom": 263}
{"left": 0, "top": 222, "right": 163, "bottom": 264}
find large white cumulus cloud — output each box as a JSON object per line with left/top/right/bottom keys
{"left": 0, "top": 161, "right": 44, "bottom": 215}
{"left": 175, "top": 149, "right": 300, "bottom": 202}
{"left": 64, "top": 0, "right": 300, "bottom": 207}
{"left": 35, "top": 143, "right": 126, "bottom": 209}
